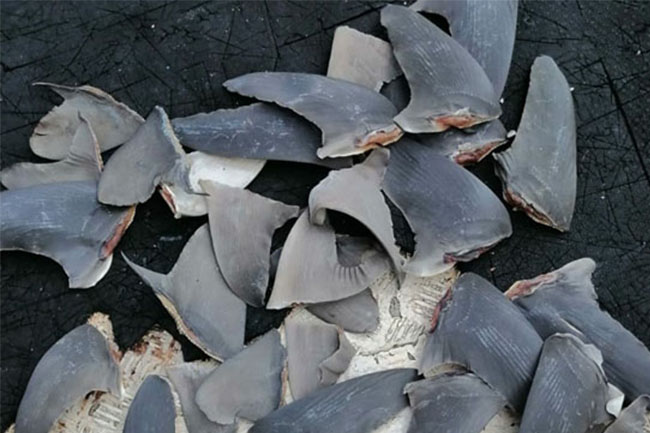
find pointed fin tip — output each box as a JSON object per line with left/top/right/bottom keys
{"left": 505, "top": 258, "right": 596, "bottom": 300}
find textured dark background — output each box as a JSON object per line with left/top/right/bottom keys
{"left": 1, "top": 0, "right": 649, "bottom": 428}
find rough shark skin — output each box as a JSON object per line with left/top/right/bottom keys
{"left": 381, "top": 5, "right": 500, "bottom": 133}
{"left": 308, "top": 149, "right": 403, "bottom": 277}
{"left": 1, "top": 115, "right": 103, "bottom": 189}
{"left": 405, "top": 373, "right": 507, "bottom": 433}
{"left": 224, "top": 72, "right": 403, "bottom": 158}
{"left": 195, "top": 330, "right": 286, "bottom": 425}
{"left": 0, "top": 180, "right": 134, "bottom": 288}
{"left": 506, "top": 258, "right": 650, "bottom": 399}
{"left": 123, "top": 224, "right": 246, "bottom": 361}
{"left": 518, "top": 334, "right": 616, "bottom": 433}
{"left": 415, "top": 120, "right": 507, "bottom": 165}
{"left": 603, "top": 395, "right": 650, "bottom": 433}
{"left": 327, "top": 26, "right": 401, "bottom": 91}
{"left": 494, "top": 55, "right": 577, "bottom": 231}
{"left": 307, "top": 289, "right": 380, "bottom": 334}
{"left": 268, "top": 212, "right": 390, "bottom": 309}
{"left": 98, "top": 106, "right": 190, "bottom": 207}
{"left": 383, "top": 138, "right": 511, "bottom": 276}
{"left": 14, "top": 322, "right": 121, "bottom": 433}
{"left": 202, "top": 181, "right": 299, "bottom": 307}
{"left": 172, "top": 103, "right": 349, "bottom": 168}
{"left": 285, "top": 314, "right": 356, "bottom": 399}
{"left": 122, "top": 375, "right": 175, "bottom": 433}
{"left": 30, "top": 82, "right": 143, "bottom": 160}
{"left": 249, "top": 369, "right": 418, "bottom": 433}
{"left": 166, "top": 362, "right": 235, "bottom": 433}
{"left": 410, "top": 0, "right": 519, "bottom": 97}
{"left": 420, "top": 273, "right": 543, "bottom": 412}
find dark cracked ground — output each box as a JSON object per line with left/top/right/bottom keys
{"left": 1, "top": 0, "right": 649, "bottom": 428}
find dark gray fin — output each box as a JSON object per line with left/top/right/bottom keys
{"left": 161, "top": 151, "right": 265, "bottom": 218}
{"left": 123, "top": 224, "right": 246, "bottom": 361}
{"left": 307, "top": 289, "right": 380, "bottom": 334}
{"left": 15, "top": 321, "right": 121, "bottom": 433}
{"left": 384, "top": 138, "right": 511, "bottom": 276}
{"left": 506, "top": 258, "right": 650, "bottom": 399}
{"left": 309, "top": 149, "right": 403, "bottom": 277}
{"left": 166, "top": 362, "right": 236, "bottom": 433}
{"left": 415, "top": 120, "right": 507, "bottom": 165}
{"left": 327, "top": 26, "right": 401, "bottom": 91}
{"left": 604, "top": 395, "right": 650, "bottom": 433}
{"left": 98, "top": 106, "right": 190, "bottom": 206}
{"left": 249, "top": 368, "right": 418, "bottom": 433}
{"left": 172, "top": 103, "right": 350, "bottom": 169}
{"left": 202, "top": 181, "right": 299, "bottom": 307}
{"left": 285, "top": 314, "right": 355, "bottom": 399}
{"left": 2, "top": 115, "right": 103, "bottom": 189}
{"left": 493, "top": 55, "right": 577, "bottom": 231}
{"left": 223, "top": 72, "right": 403, "bottom": 158}
{"left": 122, "top": 375, "right": 176, "bottom": 433}
{"left": 267, "top": 212, "right": 389, "bottom": 309}
{"left": 410, "top": 0, "right": 518, "bottom": 97}
{"left": 381, "top": 76, "right": 410, "bottom": 112}
{"left": 420, "top": 273, "right": 543, "bottom": 412}
{"left": 30, "top": 82, "right": 144, "bottom": 160}
{"left": 405, "top": 373, "right": 506, "bottom": 433}
{"left": 519, "top": 334, "right": 616, "bottom": 433}
{"left": 0, "top": 180, "right": 135, "bottom": 288}
{"left": 195, "top": 330, "right": 286, "bottom": 424}
{"left": 381, "top": 5, "right": 500, "bottom": 133}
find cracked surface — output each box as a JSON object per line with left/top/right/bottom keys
{"left": 1, "top": 1, "right": 649, "bottom": 429}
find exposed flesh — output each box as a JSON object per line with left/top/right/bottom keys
{"left": 415, "top": 120, "right": 507, "bottom": 165}
{"left": 267, "top": 212, "right": 390, "bottom": 309}
{"left": 122, "top": 375, "right": 176, "bottom": 433}
{"left": 405, "top": 373, "right": 507, "bottom": 433}
{"left": 0, "top": 180, "right": 134, "bottom": 288}
{"left": 98, "top": 106, "right": 190, "bottom": 206}
{"left": 518, "top": 334, "right": 619, "bottom": 433}
{"left": 420, "top": 273, "right": 543, "bottom": 412}
{"left": 327, "top": 26, "right": 401, "bottom": 91}
{"left": 30, "top": 82, "right": 143, "bottom": 160}
{"left": 410, "top": 0, "right": 519, "bottom": 97}
{"left": 249, "top": 369, "right": 418, "bottom": 433}
{"left": 161, "top": 151, "right": 265, "bottom": 218}
{"left": 381, "top": 5, "right": 500, "bottom": 133}
{"left": 52, "top": 329, "right": 183, "bottom": 433}
{"left": 1, "top": 115, "right": 102, "bottom": 189}
{"left": 123, "top": 224, "right": 246, "bottom": 361}
{"left": 493, "top": 55, "right": 577, "bottom": 231}
{"left": 279, "top": 270, "right": 457, "bottom": 408}
{"left": 338, "top": 270, "right": 456, "bottom": 380}
{"left": 223, "top": 72, "right": 403, "bottom": 158}
{"left": 202, "top": 181, "right": 299, "bottom": 307}
{"left": 195, "top": 330, "right": 286, "bottom": 424}
{"left": 506, "top": 258, "right": 650, "bottom": 399}
{"left": 285, "top": 313, "right": 355, "bottom": 399}
{"left": 14, "top": 317, "right": 121, "bottom": 433}
{"left": 383, "top": 138, "right": 511, "bottom": 276}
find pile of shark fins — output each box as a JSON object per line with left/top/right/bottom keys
{"left": 5, "top": 2, "right": 648, "bottom": 433}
